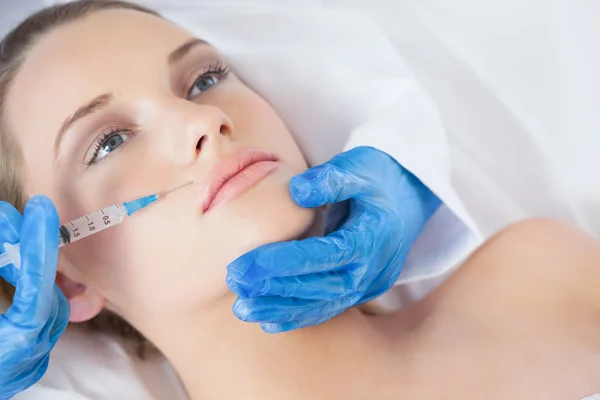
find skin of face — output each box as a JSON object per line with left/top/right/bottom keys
{"left": 4, "top": 9, "right": 316, "bottom": 325}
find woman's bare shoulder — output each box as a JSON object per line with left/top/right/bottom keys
{"left": 398, "top": 219, "right": 600, "bottom": 399}
{"left": 429, "top": 218, "right": 600, "bottom": 325}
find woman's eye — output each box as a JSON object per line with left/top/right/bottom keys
{"left": 85, "top": 129, "right": 134, "bottom": 166}
{"left": 187, "top": 74, "right": 220, "bottom": 99}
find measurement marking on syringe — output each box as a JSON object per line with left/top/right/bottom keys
{"left": 86, "top": 216, "right": 90, "bottom": 221}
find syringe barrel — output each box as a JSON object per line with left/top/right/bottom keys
{"left": 0, "top": 205, "right": 127, "bottom": 270}
{"left": 58, "top": 204, "right": 127, "bottom": 246}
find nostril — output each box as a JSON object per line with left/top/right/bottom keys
{"left": 196, "top": 135, "right": 207, "bottom": 151}
{"left": 219, "top": 124, "right": 228, "bottom": 136}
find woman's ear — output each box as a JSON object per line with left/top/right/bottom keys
{"left": 55, "top": 269, "right": 104, "bottom": 323}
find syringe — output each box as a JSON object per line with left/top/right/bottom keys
{"left": 0, "top": 181, "right": 193, "bottom": 270}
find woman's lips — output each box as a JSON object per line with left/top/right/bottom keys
{"left": 202, "top": 148, "right": 280, "bottom": 213}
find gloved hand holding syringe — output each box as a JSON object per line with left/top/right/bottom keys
{"left": 0, "top": 182, "right": 193, "bottom": 399}
{"left": 0, "top": 180, "right": 193, "bottom": 270}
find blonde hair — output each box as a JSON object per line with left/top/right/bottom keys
{"left": 0, "top": 0, "right": 160, "bottom": 357}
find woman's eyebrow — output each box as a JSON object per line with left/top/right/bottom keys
{"left": 53, "top": 40, "right": 206, "bottom": 156}
{"left": 55, "top": 92, "right": 114, "bottom": 155}
{"left": 168, "top": 38, "right": 208, "bottom": 65}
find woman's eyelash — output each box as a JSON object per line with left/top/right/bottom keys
{"left": 201, "top": 62, "right": 230, "bottom": 79}
{"left": 84, "top": 127, "right": 133, "bottom": 166}
{"left": 187, "top": 62, "right": 231, "bottom": 97}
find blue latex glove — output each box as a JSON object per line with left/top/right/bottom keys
{"left": 0, "top": 196, "right": 69, "bottom": 400}
{"left": 227, "top": 146, "right": 441, "bottom": 333}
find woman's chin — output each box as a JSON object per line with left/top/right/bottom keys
{"left": 225, "top": 204, "right": 320, "bottom": 263}
{"left": 213, "top": 175, "right": 322, "bottom": 259}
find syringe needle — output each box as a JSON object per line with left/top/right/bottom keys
{"left": 157, "top": 181, "right": 194, "bottom": 198}
{"left": 124, "top": 181, "right": 194, "bottom": 216}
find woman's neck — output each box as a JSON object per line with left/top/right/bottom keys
{"left": 149, "top": 293, "right": 411, "bottom": 400}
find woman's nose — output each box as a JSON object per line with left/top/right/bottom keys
{"left": 192, "top": 106, "right": 234, "bottom": 155}
{"left": 169, "top": 103, "right": 234, "bottom": 164}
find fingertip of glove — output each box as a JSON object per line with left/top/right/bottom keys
{"left": 24, "top": 196, "right": 59, "bottom": 234}
{"left": 289, "top": 176, "right": 310, "bottom": 202}
{"left": 27, "top": 194, "right": 51, "bottom": 207}
{"left": 0, "top": 200, "right": 18, "bottom": 215}
{"left": 226, "top": 258, "right": 248, "bottom": 282}
{"left": 25, "top": 195, "right": 57, "bottom": 217}
{"left": 226, "top": 274, "right": 249, "bottom": 298}
{"left": 290, "top": 174, "right": 324, "bottom": 207}
{"left": 232, "top": 298, "right": 252, "bottom": 321}
{"left": 0, "top": 202, "right": 22, "bottom": 240}
{"left": 260, "top": 322, "right": 284, "bottom": 334}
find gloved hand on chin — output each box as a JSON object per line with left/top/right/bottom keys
{"left": 227, "top": 146, "right": 441, "bottom": 333}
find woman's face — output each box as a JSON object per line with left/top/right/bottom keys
{"left": 4, "top": 9, "right": 315, "bottom": 322}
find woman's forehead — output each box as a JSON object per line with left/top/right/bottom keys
{"left": 4, "top": 9, "right": 194, "bottom": 147}
{"left": 16, "top": 9, "right": 193, "bottom": 85}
